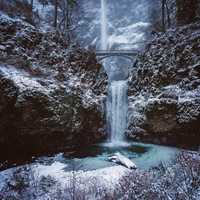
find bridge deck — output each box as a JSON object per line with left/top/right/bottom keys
{"left": 96, "top": 50, "right": 138, "bottom": 56}
{"left": 95, "top": 50, "right": 139, "bottom": 61}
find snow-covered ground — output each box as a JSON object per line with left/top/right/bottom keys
{"left": 35, "top": 162, "right": 127, "bottom": 189}
{"left": 0, "top": 161, "right": 128, "bottom": 199}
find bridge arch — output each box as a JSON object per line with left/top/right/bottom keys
{"left": 97, "top": 54, "right": 135, "bottom": 62}
{"left": 96, "top": 49, "right": 139, "bottom": 63}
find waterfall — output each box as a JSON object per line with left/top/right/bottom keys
{"left": 100, "top": 0, "right": 128, "bottom": 144}
{"left": 109, "top": 81, "right": 128, "bottom": 143}
{"left": 101, "top": 0, "right": 108, "bottom": 50}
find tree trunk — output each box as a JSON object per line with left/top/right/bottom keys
{"left": 161, "top": 0, "right": 166, "bottom": 32}
{"left": 31, "top": 0, "right": 34, "bottom": 10}
{"left": 176, "top": 0, "right": 198, "bottom": 26}
{"left": 165, "top": 1, "right": 171, "bottom": 28}
{"left": 54, "top": 0, "right": 58, "bottom": 29}
{"left": 66, "top": 0, "right": 71, "bottom": 42}
{"left": 0, "top": 0, "right": 4, "bottom": 10}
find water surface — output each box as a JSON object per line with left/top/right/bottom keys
{"left": 35, "top": 142, "right": 179, "bottom": 172}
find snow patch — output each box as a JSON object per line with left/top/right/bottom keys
{"left": 34, "top": 162, "right": 127, "bottom": 189}
{"left": 0, "top": 65, "right": 57, "bottom": 94}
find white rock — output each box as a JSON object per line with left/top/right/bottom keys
{"left": 108, "top": 152, "right": 137, "bottom": 169}
{"left": 0, "top": 45, "right": 6, "bottom": 51}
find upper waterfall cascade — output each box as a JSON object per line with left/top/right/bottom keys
{"left": 101, "top": 0, "right": 108, "bottom": 50}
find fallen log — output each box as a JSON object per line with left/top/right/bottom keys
{"left": 108, "top": 152, "right": 137, "bottom": 169}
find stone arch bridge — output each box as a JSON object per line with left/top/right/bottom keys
{"left": 95, "top": 49, "right": 139, "bottom": 62}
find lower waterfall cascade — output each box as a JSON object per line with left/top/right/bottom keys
{"left": 107, "top": 80, "right": 128, "bottom": 144}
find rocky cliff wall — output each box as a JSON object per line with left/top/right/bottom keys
{"left": 128, "top": 22, "right": 200, "bottom": 148}
{"left": 0, "top": 13, "right": 107, "bottom": 157}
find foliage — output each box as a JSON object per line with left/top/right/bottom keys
{"left": 67, "top": 0, "right": 77, "bottom": 8}
{"left": 114, "top": 152, "right": 200, "bottom": 200}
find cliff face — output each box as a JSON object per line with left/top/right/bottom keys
{"left": 176, "top": 0, "right": 199, "bottom": 26}
{"left": 128, "top": 22, "right": 200, "bottom": 148}
{"left": 0, "top": 13, "right": 107, "bottom": 156}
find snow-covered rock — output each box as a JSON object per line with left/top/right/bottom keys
{"left": 108, "top": 152, "right": 137, "bottom": 169}
{"left": 128, "top": 22, "right": 200, "bottom": 148}
{"left": 0, "top": 13, "right": 107, "bottom": 156}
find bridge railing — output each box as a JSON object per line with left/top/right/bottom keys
{"left": 95, "top": 50, "right": 139, "bottom": 52}
{"left": 95, "top": 49, "right": 138, "bottom": 51}
{"left": 95, "top": 49, "right": 139, "bottom": 55}
{"left": 95, "top": 50, "right": 139, "bottom": 62}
